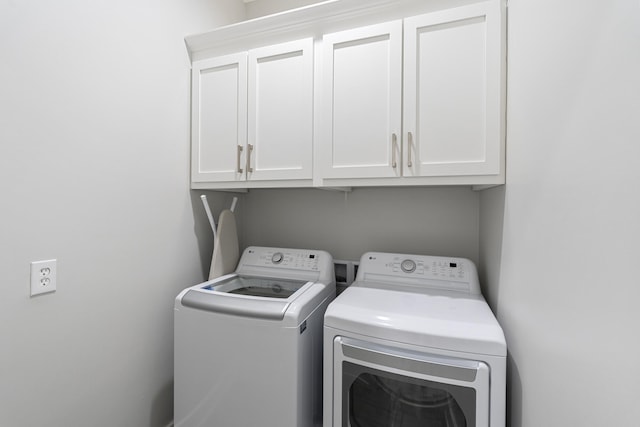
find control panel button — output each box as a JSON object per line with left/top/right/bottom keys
{"left": 271, "top": 252, "right": 284, "bottom": 264}
{"left": 401, "top": 259, "right": 416, "bottom": 273}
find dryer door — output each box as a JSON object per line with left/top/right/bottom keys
{"left": 333, "top": 337, "right": 490, "bottom": 427}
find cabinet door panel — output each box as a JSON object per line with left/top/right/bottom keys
{"left": 404, "top": 2, "right": 502, "bottom": 177}
{"left": 248, "top": 38, "right": 313, "bottom": 181}
{"left": 192, "top": 53, "right": 247, "bottom": 183}
{"left": 321, "top": 21, "right": 403, "bottom": 179}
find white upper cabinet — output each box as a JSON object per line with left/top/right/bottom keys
{"left": 191, "top": 38, "right": 314, "bottom": 188}
{"left": 248, "top": 38, "right": 314, "bottom": 181}
{"left": 187, "top": 0, "right": 505, "bottom": 189}
{"left": 192, "top": 53, "right": 247, "bottom": 184}
{"left": 320, "top": 21, "right": 403, "bottom": 179}
{"left": 403, "top": 2, "right": 502, "bottom": 178}
{"left": 317, "top": 0, "right": 504, "bottom": 186}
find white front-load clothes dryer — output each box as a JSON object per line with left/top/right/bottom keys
{"left": 323, "top": 252, "right": 506, "bottom": 427}
{"left": 175, "top": 246, "right": 335, "bottom": 427}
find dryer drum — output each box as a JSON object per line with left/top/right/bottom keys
{"left": 349, "top": 373, "right": 467, "bottom": 427}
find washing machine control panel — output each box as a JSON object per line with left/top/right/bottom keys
{"left": 357, "top": 252, "right": 481, "bottom": 294}
{"left": 264, "top": 250, "right": 319, "bottom": 270}
{"left": 239, "top": 247, "right": 331, "bottom": 272}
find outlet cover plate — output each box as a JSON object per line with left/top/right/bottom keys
{"left": 30, "top": 259, "right": 57, "bottom": 296}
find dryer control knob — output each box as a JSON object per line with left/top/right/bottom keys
{"left": 401, "top": 259, "right": 416, "bottom": 273}
{"left": 271, "top": 252, "right": 284, "bottom": 264}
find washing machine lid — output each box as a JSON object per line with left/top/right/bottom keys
{"left": 207, "top": 275, "right": 306, "bottom": 299}
{"left": 179, "top": 274, "right": 329, "bottom": 322}
{"left": 325, "top": 283, "right": 506, "bottom": 357}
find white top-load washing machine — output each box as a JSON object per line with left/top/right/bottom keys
{"left": 175, "top": 246, "right": 335, "bottom": 427}
{"left": 324, "top": 252, "right": 506, "bottom": 427}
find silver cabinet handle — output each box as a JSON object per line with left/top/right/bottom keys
{"left": 247, "top": 144, "right": 254, "bottom": 173}
{"left": 391, "top": 134, "right": 398, "bottom": 169}
{"left": 236, "top": 145, "right": 244, "bottom": 173}
{"left": 407, "top": 132, "right": 413, "bottom": 168}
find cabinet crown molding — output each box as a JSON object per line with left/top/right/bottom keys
{"left": 185, "top": 0, "right": 486, "bottom": 60}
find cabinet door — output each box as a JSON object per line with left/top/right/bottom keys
{"left": 192, "top": 53, "right": 248, "bottom": 183}
{"left": 320, "top": 21, "right": 403, "bottom": 179}
{"left": 247, "top": 38, "right": 314, "bottom": 181}
{"left": 403, "top": 2, "right": 502, "bottom": 177}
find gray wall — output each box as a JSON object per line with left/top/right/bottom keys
{"left": 480, "top": 1, "right": 640, "bottom": 426}
{"left": 0, "top": 1, "right": 244, "bottom": 426}
{"left": 238, "top": 187, "right": 480, "bottom": 262}
{"left": 245, "top": 0, "right": 321, "bottom": 19}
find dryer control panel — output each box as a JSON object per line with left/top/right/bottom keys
{"left": 356, "top": 252, "right": 481, "bottom": 295}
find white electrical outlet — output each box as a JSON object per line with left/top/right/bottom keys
{"left": 30, "top": 259, "right": 57, "bottom": 296}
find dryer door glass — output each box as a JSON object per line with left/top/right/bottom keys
{"left": 344, "top": 363, "right": 472, "bottom": 427}
{"left": 334, "top": 337, "right": 490, "bottom": 427}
